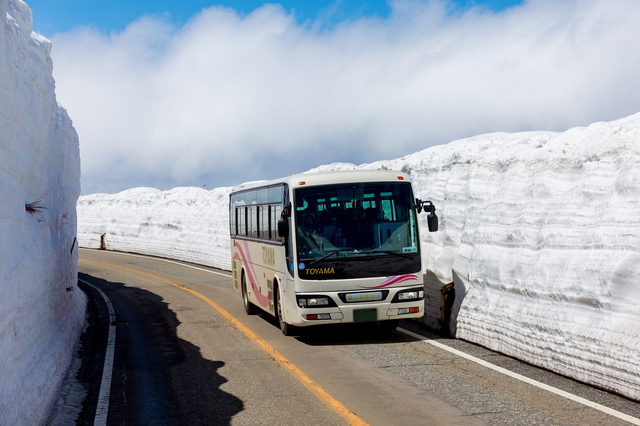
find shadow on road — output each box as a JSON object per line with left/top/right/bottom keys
{"left": 77, "top": 273, "right": 243, "bottom": 425}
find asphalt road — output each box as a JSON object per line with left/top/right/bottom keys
{"left": 69, "top": 248, "right": 640, "bottom": 425}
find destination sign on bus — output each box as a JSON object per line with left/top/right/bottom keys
{"left": 345, "top": 291, "right": 383, "bottom": 303}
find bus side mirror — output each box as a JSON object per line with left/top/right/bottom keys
{"left": 427, "top": 212, "right": 438, "bottom": 232}
{"left": 416, "top": 199, "right": 438, "bottom": 232}
{"left": 416, "top": 199, "right": 435, "bottom": 213}
{"left": 278, "top": 203, "right": 291, "bottom": 238}
{"left": 278, "top": 218, "right": 289, "bottom": 238}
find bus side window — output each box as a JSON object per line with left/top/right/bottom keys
{"left": 230, "top": 202, "right": 236, "bottom": 236}
{"left": 261, "top": 205, "right": 269, "bottom": 240}
{"left": 272, "top": 204, "right": 283, "bottom": 242}
{"left": 239, "top": 207, "right": 246, "bottom": 236}
{"left": 249, "top": 206, "right": 258, "bottom": 238}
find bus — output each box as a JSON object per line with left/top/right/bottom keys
{"left": 229, "top": 170, "right": 438, "bottom": 335}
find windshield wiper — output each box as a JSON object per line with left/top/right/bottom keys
{"left": 307, "top": 248, "right": 353, "bottom": 266}
{"left": 366, "top": 249, "right": 414, "bottom": 259}
{"left": 306, "top": 248, "right": 414, "bottom": 266}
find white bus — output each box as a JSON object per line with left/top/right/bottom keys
{"left": 229, "top": 170, "right": 438, "bottom": 335}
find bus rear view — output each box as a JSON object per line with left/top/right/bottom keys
{"left": 230, "top": 170, "right": 438, "bottom": 335}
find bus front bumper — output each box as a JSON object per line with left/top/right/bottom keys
{"left": 291, "top": 300, "right": 424, "bottom": 327}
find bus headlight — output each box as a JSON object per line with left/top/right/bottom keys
{"left": 398, "top": 307, "right": 421, "bottom": 315}
{"left": 297, "top": 296, "right": 331, "bottom": 308}
{"left": 306, "top": 313, "right": 332, "bottom": 320}
{"left": 392, "top": 288, "right": 424, "bottom": 302}
{"left": 398, "top": 291, "right": 423, "bottom": 300}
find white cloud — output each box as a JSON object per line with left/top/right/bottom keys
{"left": 50, "top": 0, "right": 640, "bottom": 194}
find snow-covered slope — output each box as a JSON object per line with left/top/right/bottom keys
{"left": 78, "top": 114, "right": 640, "bottom": 401}
{"left": 0, "top": 0, "right": 84, "bottom": 423}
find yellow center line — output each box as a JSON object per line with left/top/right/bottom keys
{"left": 80, "top": 258, "right": 368, "bottom": 426}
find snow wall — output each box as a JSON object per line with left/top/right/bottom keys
{"left": 0, "top": 0, "right": 85, "bottom": 423}
{"left": 78, "top": 113, "right": 640, "bottom": 401}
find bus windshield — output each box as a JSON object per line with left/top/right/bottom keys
{"left": 294, "top": 182, "right": 420, "bottom": 264}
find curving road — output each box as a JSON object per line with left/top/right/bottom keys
{"left": 75, "top": 249, "right": 640, "bottom": 425}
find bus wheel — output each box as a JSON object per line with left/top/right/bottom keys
{"left": 242, "top": 273, "right": 258, "bottom": 315}
{"left": 274, "top": 285, "right": 294, "bottom": 336}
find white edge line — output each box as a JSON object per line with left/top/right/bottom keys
{"left": 80, "top": 248, "right": 232, "bottom": 278}
{"left": 79, "top": 278, "right": 116, "bottom": 426}
{"left": 398, "top": 328, "right": 640, "bottom": 425}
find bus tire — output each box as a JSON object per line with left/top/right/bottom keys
{"left": 274, "top": 284, "right": 295, "bottom": 336}
{"left": 242, "top": 272, "right": 258, "bottom": 315}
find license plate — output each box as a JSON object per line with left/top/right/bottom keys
{"left": 345, "top": 291, "right": 383, "bottom": 303}
{"left": 354, "top": 308, "right": 377, "bottom": 322}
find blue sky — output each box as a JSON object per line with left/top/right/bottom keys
{"left": 28, "top": 0, "right": 523, "bottom": 37}
{"left": 22, "top": 0, "right": 640, "bottom": 194}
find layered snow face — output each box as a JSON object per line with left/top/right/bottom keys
{"left": 0, "top": 0, "right": 84, "bottom": 423}
{"left": 77, "top": 113, "right": 640, "bottom": 401}
{"left": 368, "top": 113, "right": 640, "bottom": 401}
{"left": 78, "top": 186, "right": 233, "bottom": 270}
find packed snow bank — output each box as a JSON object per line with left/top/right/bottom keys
{"left": 78, "top": 186, "right": 232, "bottom": 269}
{"left": 77, "top": 113, "right": 640, "bottom": 401}
{"left": 0, "top": 0, "right": 84, "bottom": 423}
{"left": 368, "top": 113, "right": 640, "bottom": 401}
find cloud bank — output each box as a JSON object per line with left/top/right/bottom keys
{"left": 50, "top": 0, "right": 640, "bottom": 194}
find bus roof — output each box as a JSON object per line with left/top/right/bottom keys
{"left": 230, "top": 169, "right": 412, "bottom": 194}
